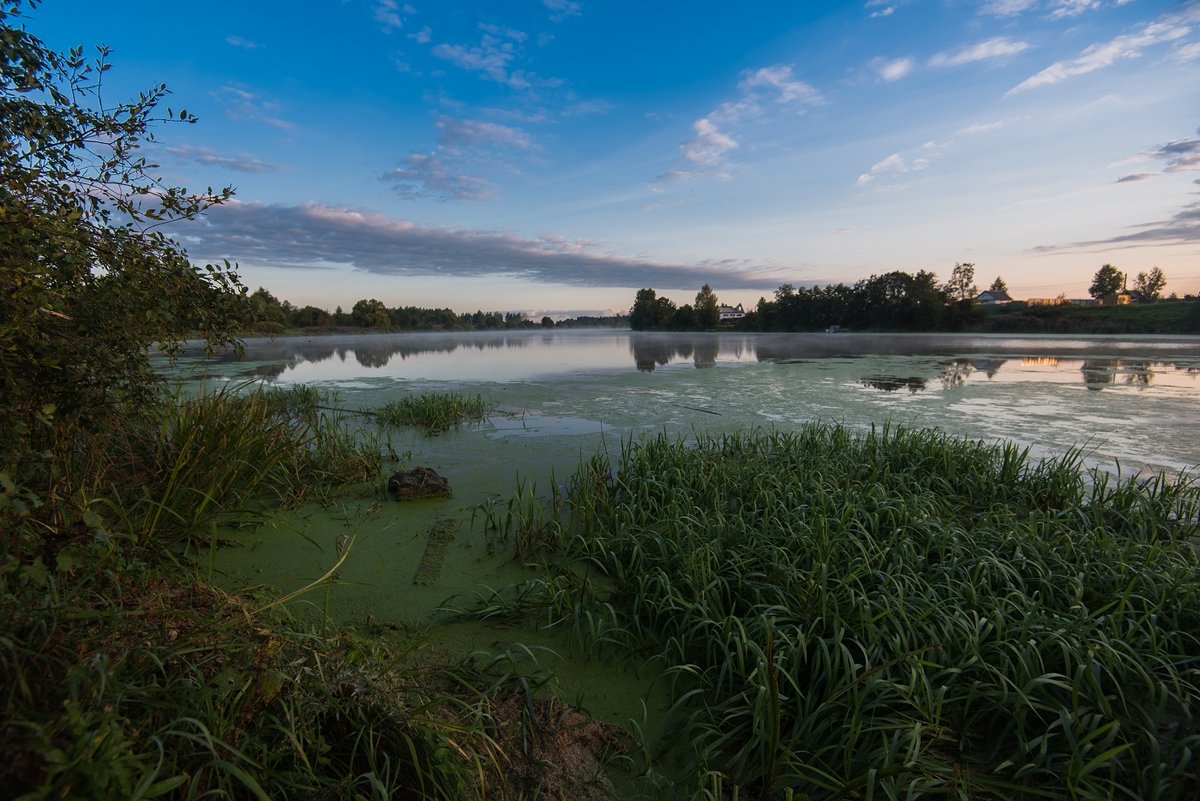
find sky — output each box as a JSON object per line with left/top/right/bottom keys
{"left": 33, "top": 0, "right": 1200, "bottom": 318}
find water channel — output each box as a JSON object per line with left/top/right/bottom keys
{"left": 165, "top": 329, "right": 1200, "bottom": 731}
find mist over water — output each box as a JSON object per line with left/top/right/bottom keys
{"left": 171, "top": 330, "right": 1200, "bottom": 475}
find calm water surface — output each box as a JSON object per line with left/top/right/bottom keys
{"left": 174, "top": 329, "right": 1200, "bottom": 474}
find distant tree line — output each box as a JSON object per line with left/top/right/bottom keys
{"left": 242, "top": 260, "right": 1180, "bottom": 336}
{"left": 243, "top": 288, "right": 628, "bottom": 333}
{"left": 633, "top": 262, "right": 1184, "bottom": 334}
{"left": 634, "top": 265, "right": 983, "bottom": 332}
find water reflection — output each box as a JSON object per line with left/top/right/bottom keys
{"left": 1081, "top": 359, "right": 1154, "bottom": 390}
{"left": 861, "top": 376, "right": 928, "bottom": 393}
{"left": 629, "top": 334, "right": 744, "bottom": 371}
{"left": 169, "top": 331, "right": 1200, "bottom": 389}
{"left": 853, "top": 355, "right": 1195, "bottom": 394}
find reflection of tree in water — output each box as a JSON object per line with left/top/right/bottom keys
{"left": 354, "top": 344, "right": 394, "bottom": 368}
{"left": 861, "top": 376, "right": 927, "bottom": 393}
{"left": 190, "top": 333, "right": 540, "bottom": 374}
{"left": 1123, "top": 360, "right": 1152, "bottom": 388}
{"left": 1081, "top": 359, "right": 1117, "bottom": 391}
{"left": 243, "top": 363, "right": 288, "bottom": 380}
{"left": 631, "top": 338, "right": 682, "bottom": 372}
{"left": 629, "top": 336, "right": 725, "bottom": 371}
{"left": 940, "top": 359, "right": 975, "bottom": 388}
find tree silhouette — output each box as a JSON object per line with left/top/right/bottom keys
{"left": 1133, "top": 267, "right": 1166, "bottom": 301}
{"left": 1088, "top": 264, "right": 1124, "bottom": 300}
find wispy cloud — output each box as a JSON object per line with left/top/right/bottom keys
{"left": 224, "top": 35, "right": 263, "bottom": 50}
{"left": 1049, "top": 0, "right": 1101, "bottom": 20}
{"left": 1008, "top": 15, "right": 1193, "bottom": 94}
{"left": 381, "top": 116, "right": 538, "bottom": 201}
{"left": 659, "top": 65, "right": 823, "bottom": 184}
{"left": 870, "top": 56, "right": 915, "bottom": 81}
{"left": 380, "top": 153, "right": 493, "bottom": 201}
{"left": 1151, "top": 130, "right": 1200, "bottom": 173}
{"left": 681, "top": 118, "right": 739, "bottom": 171}
{"left": 929, "top": 37, "right": 1030, "bottom": 68}
{"left": 957, "top": 120, "right": 1006, "bottom": 135}
{"left": 561, "top": 98, "right": 613, "bottom": 116}
{"left": 183, "top": 201, "right": 783, "bottom": 290}
{"left": 979, "top": 0, "right": 1038, "bottom": 18}
{"left": 1035, "top": 200, "right": 1200, "bottom": 250}
{"left": 1043, "top": 126, "right": 1200, "bottom": 248}
{"left": 1116, "top": 127, "right": 1200, "bottom": 180}
{"left": 430, "top": 24, "right": 561, "bottom": 89}
{"left": 164, "top": 145, "right": 287, "bottom": 174}
{"left": 544, "top": 0, "right": 582, "bottom": 22}
{"left": 374, "top": 0, "right": 408, "bottom": 33}
{"left": 856, "top": 151, "right": 930, "bottom": 186}
{"left": 865, "top": 0, "right": 904, "bottom": 18}
{"left": 211, "top": 84, "right": 293, "bottom": 131}
{"left": 980, "top": 0, "right": 1112, "bottom": 18}
{"left": 738, "top": 65, "right": 824, "bottom": 103}
{"left": 1174, "top": 40, "right": 1200, "bottom": 62}
{"left": 435, "top": 116, "right": 535, "bottom": 151}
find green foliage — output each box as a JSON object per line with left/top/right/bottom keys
{"left": 694, "top": 283, "right": 720, "bottom": 330}
{"left": 246, "top": 287, "right": 290, "bottom": 333}
{"left": 1089, "top": 263, "right": 1125, "bottom": 299}
{"left": 630, "top": 287, "right": 678, "bottom": 331}
{"left": 351, "top": 297, "right": 390, "bottom": 329}
{"left": 376, "top": 391, "right": 489, "bottom": 434}
{"left": 0, "top": 557, "right": 506, "bottom": 800}
{"left": 978, "top": 298, "right": 1200, "bottom": 334}
{"left": 20, "top": 384, "right": 381, "bottom": 553}
{"left": 752, "top": 271, "right": 952, "bottom": 332}
{"left": 0, "top": 3, "right": 244, "bottom": 487}
{"left": 1134, "top": 266, "right": 1167, "bottom": 301}
{"left": 467, "top": 424, "right": 1200, "bottom": 800}
{"left": 943, "top": 261, "right": 978, "bottom": 302}
{"left": 988, "top": 275, "right": 1008, "bottom": 293}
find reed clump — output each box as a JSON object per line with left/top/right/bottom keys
{"left": 376, "top": 392, "right": 489, "bottom": 434}
{"left": 463, "top": 422, "right": 1200, "bottom": 800}
{"left": 56, "top": 383, "right": 386, "bottom": 552}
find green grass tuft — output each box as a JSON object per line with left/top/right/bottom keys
{"left": 375, "top": 392, "right": 489, "bottom": 434}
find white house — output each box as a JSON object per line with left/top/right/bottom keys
{"left": 719, "top": 303, "right": 746, "bottom": 321}
{"left": 975, "top": 289, "right": 1013, "bottom": 305}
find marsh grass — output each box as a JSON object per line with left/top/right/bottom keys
{"left": 2, "top": 377, "right": 611, "bottom": 800}
{"left": 47, "top": 383, "right": 385, "bottom": 553}
{"left": 0, "top": 555, "right": 509, "bottom": 800}
{"left": 376, "top": 391, "right": 489, "bottom": 434}
{"left": 460, "top": 422, "right": 1200, "bottom": 800}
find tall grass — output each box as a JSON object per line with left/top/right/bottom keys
{"left": 458, "top": 423, "right": 1200, "bottom": 800}
{"left": 376, "top": 391, "right": 489, "bottom": 434}
{"left": 0, "top": 557, "right": 508, "bottom": 800}
{"left": 55, "top": 383, "right": 385, "bottom": 551}
{"left": 2, "top": 378, "right": 595, "bottom": 800}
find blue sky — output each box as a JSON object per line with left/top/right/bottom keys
{"left": 35, "top": 0, "right": 1200, "bottom": 317}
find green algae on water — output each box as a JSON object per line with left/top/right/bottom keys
{"left": 414, "top": 519, "right": 457, "bottom": 585}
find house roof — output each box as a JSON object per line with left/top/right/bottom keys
{"left": 977, "top": 289, "right": 1012, "bottom": 302}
